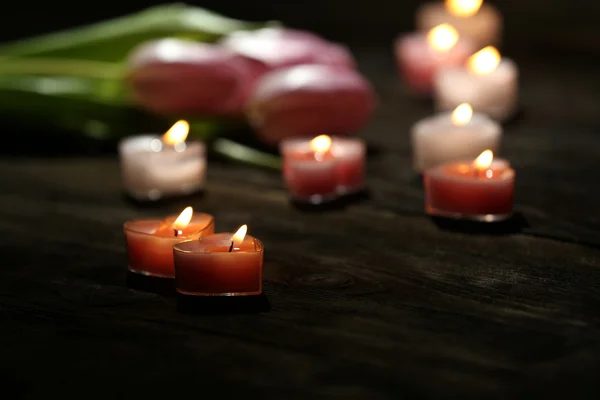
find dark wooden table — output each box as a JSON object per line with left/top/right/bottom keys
{"left": 1, "top": 46, "right": 600, "bottom": 398}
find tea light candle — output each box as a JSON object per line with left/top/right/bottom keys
{"left": 173, "top": 225, "right": 264, "bottom": 296}
{"left": 124, "top": 207, "right": 215, "bottom": 278}
{"left": 424, "top": 150, "right": 515, "bottom": 221}
{"left": 412, "top": 103, "right": 502, "bottom": 172}
{"left": 280, "top": 134, "right": 366, "bottom": 204}
{"left": 119, "top": 120, "right": 206, "bottom": 201}
{"left": 394, "top": 23, "right": 474, "bottom": 96}
{"left": 416, "top": 0, "right": 502, "bottom": 50}
{"left": 434, "top": 46, "right": 518, "bottom": 121}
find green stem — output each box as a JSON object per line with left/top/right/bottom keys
{"left": 0, "top": 4, "right": 262, "bottom": 59}
{"left": 0, "top": 58, "right": 124, "bottom": 79}
{"left": 213, "top": 138, "right": 281, "bottom": 170}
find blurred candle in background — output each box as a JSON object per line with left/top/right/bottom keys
{"left": 412, "top": 103, "right": 502, "bottom": 172}
{"left": 416, "top": 0, "right": 502, "bottom": 50}
{"left": 434, "top": 46, "right": 518, "bottom": 121}
{"left": 280, "top": 134, "right": 366, "bottom": 204}
{"left": 118, "top": 120, "right": 206, "bottom": 201}
{"left": 124, "top": 207, "right": 215, "bottom": 278}
{"left": 424, "top": 150, "right": 515, "bottom": 222}
{"left": 394, "top": 23, "right": 474, "bottom": 96}
{"left": 174, "top": 224, "right": 264, "bottom": 296}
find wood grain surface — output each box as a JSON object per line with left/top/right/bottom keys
{"left": 1, "top": 47, "right": 599, "bottom": 398}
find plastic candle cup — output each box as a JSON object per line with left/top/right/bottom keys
{"left": 394, "top": 23, "right": 475, "bottom": 96}
{"left": 124, "top": 207, "right": 215, "bottom": 278}
{"left": 412, "top": 103, "right": 502, "bottom": 172}
{"left": 173, "top": 225, "right": 264, "bottom": 296}
{"left": 118, "top": 120, "right": 206, "bottom": 201}
{"left": 424, "top": 150, "right": 515, "bottom": 222}
{"left": 434, "top": 46, "right": 518, "bottom": 121}
{"left": 416, "top": 0, "right": 502, "bottom": 50}
{"left": 280, "top": 134, "right": 366, "bottom": 204}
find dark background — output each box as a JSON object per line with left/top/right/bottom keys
{"left": 2, "top": 0, "right": 600, "bottom": 59}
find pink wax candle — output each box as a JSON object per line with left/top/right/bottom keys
{"left": 416, "top": 0, "right": 502, "bottom": 50}
{"left": 280, "top": 135, "right": 366, "bottom": 204}
{"left": 394, "top": 23, "right": 474, "bottom": 96}
{"left": 173, "top": 225, "right": 264, "bottom": 296}
{"left": 124, "top": 207, "right": 215, "bottom": 278}
{"left": 424, "top": 150, "right": 515, "bottom": 221}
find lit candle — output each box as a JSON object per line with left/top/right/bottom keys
{"left": 424, "top": 150, "right": 515, "bottom": 221}
{"left": 118, "top": 120, "right": 206, "bottom": 201}
{"left": 173, "top": 225, "right": 264, "bottom": 296}
{"left": 280, "top": 134, "right": 366, "bottom": 204}
{"left": 412, "top": 103, "right": 502, "bottom": 172}
{"left": 416, "top": 0, "right": 502, "bottom": 50}
{"left": 124, "top": 207, "right": 214, "bottom": 278}
{"left": 394, "top": 23, "right": 475, "bottom": 96}
{"left": 434, "top": 46, "right": 518, "bottom": 121}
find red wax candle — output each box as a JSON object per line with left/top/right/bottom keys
{"left": 394, "top": 24, "right": 474, "bottom": 96}
{"left": 280, "top": 135, "right": 366, "bottom": 203}
{"left": 124, "top": 207, "right": 214, "bottom": 278}
{"left": 173, "top": 225, "right": 264, "bottom": 296}
{"left": 424, "top": 150, "right": 515, "bottom": 221}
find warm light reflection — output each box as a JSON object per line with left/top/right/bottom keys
{"left": 427, "top": 24, "right": 459, "bottom": 52}
{"left": 467, "top": 46, "right": 501, "bottom": 75}
{"left": 172, "top": 206, "right": 194, "bottom": 233}
{"left": 446, "top": 0, "right": 483, "bottom": 17}
{"left": 162, "top": 120, "right": 189, "bottom": 145}
{"left": 451, "top": 103, "right": 473, "bottom": 126}
{"left": 310, "top": 135, "right": 332, "bottom": 154}
{"left": 474, "top": 150, "right": 494, "bottom": 170}
{"left": 231, "top": 225, "right": 248, "bottom": 247}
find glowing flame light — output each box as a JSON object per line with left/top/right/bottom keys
{"left": 446, "top": 0, "right": 483, "bottom": 17}
{"left": 427, "top": 24, "right": 459, "bottom": 52}
{"left": 451, "top": 103, "right": 473, "bottom": 126}
{"left": 162, "top": 120, "right": 189, "bottom": 146}
{"left": 310, "top": 135, "right": 332, "bottom": 154}
{"left": 172, "top": 206, "right": 193, "bottom": 233}
{"left": 231, "top": 225, "right": 248, "bottom": 248}
{"left": 467, "top": 46, "right": 501, "bottom": 75}
{"left": 474, "top": 150, "right": 494, "bottom": 170}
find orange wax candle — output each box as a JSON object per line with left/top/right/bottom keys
{"left": 424, "top": 149, "right": 515, "bottom": 221}
{"left": 124, "top": 207, "right": 214, "bottom": 278}
{"left": 173, "top": 225, "right": 264, "bottom": 296}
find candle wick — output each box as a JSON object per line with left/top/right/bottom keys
{"left": 228, "top": 241, "right": 234, "bottom": 252}
{"left": 174, "top": 229, "right": 180, "bottom": 237}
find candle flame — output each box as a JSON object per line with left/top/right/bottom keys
{"left": 310, "top": 135, "right": 332, "bottom": 153}
{"left": 451, "top": 103, "right": 473, "bottom": 126}
{"left": 172, "top": 206, "right": 193, "bottom": 232}
{"left": 427, "top": 24, "right": 459, "bottom": 52}
{"left": 446, "top": 0, "right": 483, "bottom": 17}
{"left": 162, "top": 120, "right": 189, "bottom": 146}
{"left": 231, "top": 225, "right": 248, "bottom": 247}
{"left": 474, "top": 150, "right": 494, "bottom": 170}
{"left": 467, "top": 46, "right": 501, "bottom": 75}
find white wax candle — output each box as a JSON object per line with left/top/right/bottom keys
{"left": 434, "top": 51, "right": 518, "bottom": 121}
{"left": 412, "top": 105, "right": 502, "bottom": 172}
{"left": 119, "top": 135, "right": 206, "bottom": 201}
{"left": 416, "top": 2, "right": 502, "bottom": 50}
